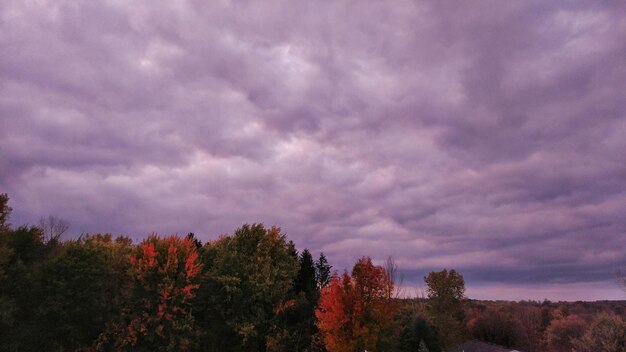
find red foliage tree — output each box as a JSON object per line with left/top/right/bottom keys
{"left": 315, "top": 257, "right": 396, "bottom": 352}
{"left": 94, "top": 235, "right": 202, "bottom": 351}
{"left": 316, "top": 273, "right": 357, "bottom": 352}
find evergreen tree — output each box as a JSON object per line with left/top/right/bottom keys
{"left": 315, "top": 253, "right": 332, "bottom": 289}
{"left": 398, "top": 312, "right": 441, "bottom": 352}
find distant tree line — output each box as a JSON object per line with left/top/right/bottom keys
{"left": 0, "top": 193, "right": 624, "bottom": 351}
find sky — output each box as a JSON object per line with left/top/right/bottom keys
{"left": 1, "top": 0, "right": 625, "bottom": 301}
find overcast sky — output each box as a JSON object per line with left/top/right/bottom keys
{"left": 1, "top": 0, "right": 625, "bottom": 301}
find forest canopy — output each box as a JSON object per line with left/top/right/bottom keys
{"left": 0, "top": 194, "right": 624, "bottom": 352}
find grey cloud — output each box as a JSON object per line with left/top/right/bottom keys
{"left": 1, "top": 0, "right": 625, "bottom": 300}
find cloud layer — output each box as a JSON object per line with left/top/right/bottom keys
{"left": 1, "top": 0, "right": 625, "bottom": 300}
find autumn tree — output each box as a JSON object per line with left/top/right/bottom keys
{"left": 94, "top": 235, "right": 202, "bottom": 351}
{"left": 424, "top": 269, "right": 467, "bottom": 348}
{"left": 469, "top": 305, "right": 517, "bottom": 348}
{"left": 316, "top": 257, "right": 396, "bottom": 352}
{"left": 512, "top": 303, "right": 545, "bottom": 352}
{"left": 572, "top": 313, "right": 626, "bottom": 352}
{"left": 316, "top": 272, "right": 358, "bottom": 352}
{"left": 545, "top": 314, "right": 587, "bottom": 352}
{"left": 352, "top": 257, "right": 397, "bottom": 350}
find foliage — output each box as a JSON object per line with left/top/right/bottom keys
{"left": 35, "top": 238, "right": 116, "bottom": 351}
{"left": 572, "top": 313, "right": 626, "bottom": 352}
{"left": 281, "top": 248, "right": 322, "bottom": 351}
{"left": 316, "top": 272, "right": 358, "bottom": 352}
{"left": 0, "top": 224, "right": 49, "bottom": 351}
{"left": 316, "top": 257, "right": 397, "bottom": 352}
{"left": 424, "top": 269, "right": 468, "bottom": 348}
{"left": 397, "top": 311, "right": 441, "bottom": 352}
{"left": 545, "top": 314, "right": 587, "bottom": 352}
{"left": 94, "top": 235, "right": 202, "bottom": 351}
{"left": 1, "top": 194, "right": 623, "bottom": 352}
{"left": 316, "top": 252, "right": 332, "bottom": 289}
{"left": 468, "top": 305, "right": 517, "bottom": 348}
{"left": 196, "top": 224, "right": 299, "bottom": 352}
{"left": 512, "top": 303, "right": 544, "bottom": 352}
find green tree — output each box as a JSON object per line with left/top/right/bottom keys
{"left": 196, "top": 224, "right": 299, "bottom": 352}
{"left": 0, "top": 224, "right": 49, "bottom": 351}
{"left": 398, "top": 312, "right": 441, "bottom": 352}
{"left": 424, "top": 269, "right": 467, "bottom": 348}
{"left": 285, "top": 248, "right": 321, "bottom": 351}
{"left": 316, "top": 253, "right": 332, "bottom": 289}
{"left": 34, "top": 238, "right": 116, "bottom": 351}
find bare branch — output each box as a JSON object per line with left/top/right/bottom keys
{"left": 38, "top": 215, "right": 70, "bottom": 243}
{"left": 384, "top": 256, "right": 404, "bottom": 299}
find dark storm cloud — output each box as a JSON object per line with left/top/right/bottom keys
{"left": 1, "top": 0, "right": 624, "bottom": 300}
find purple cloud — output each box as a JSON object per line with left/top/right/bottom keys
{"left": 1, "top": 0, "right": 625, "bottom": 300}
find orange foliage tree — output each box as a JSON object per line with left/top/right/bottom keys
{"left": 316, "top": 257, "right": 396, "bottom": 352}
{"left": 93, "top": 235, "right": 202, "bottom": 351}
{"left": 545, "top": 314, "right": 587, "bottom": 352}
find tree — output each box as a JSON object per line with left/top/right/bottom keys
{"left": 0, "top": 194, "right": 13, "bottom": 279}
{"left": 316, "top": 253, "right": 332, "bottom": 289}
{"left": 316, "top": 257, "right": 396, "bottom": 352}
{"left": 94, "top": 235, "right": 203, "bottom": 351}
{"left": 572, "top": 313, "right": 626, "bottom": 352}
{"left": 268, "top": 248, "right": 321, "bottom": 352}
{"left": 424, "top": 269, "right": 467, "bottom": 348}
{"left": 34, "top": 238, "right": 117, "bottom": 351}
{"left": 316, "top": 272, "right": 357, "bottom": 352}
{"left": 296, "top": 249, "right": 319, "bottom": 303}
{"left": 38, "top": 215, "right": 70, "bottom": 243}
{"left": 384, "top": 256, "right": 403, "bottom": 299}
{"left": 196, "top": 224, "right": 299, "bottom": 352}
{"left": 397, "top": 312, "right": 441, "bottom": 352}
{"left": 512, "top": 303, "right": 544, "bottom": 352}
{"left": 469, "top": 305, "right": 517, "bottom": 348}
{"left": 545, "top": 314, "right": 587, "bottom": 352}
{"left": 290, "top": 249, "right": 321, "bottom": 351}
{"left": 0, "top": 193, "right": 11, "bottom": 230}
{"left": 351, "top": 257, "right": 397, "bottom": 351}
{"left": 0, "top": 195, "right": 54, "bottom": 351}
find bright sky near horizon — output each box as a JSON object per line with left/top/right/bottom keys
{"left": 1, "top": 0, "right": 625, "bottom": 301}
